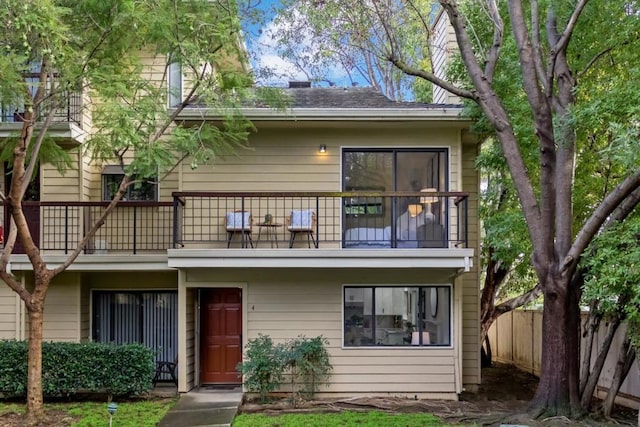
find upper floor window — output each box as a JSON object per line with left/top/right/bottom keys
{"left": 102, "top": 165, "right": 157, "bottom": 201}
{"left": 344, "top": 286, "right": 452, "bottom": 347}
{"left": 342, "top": 148, "right": 448, "bottom": 248}
{"left": 167, "top": 61, "right": 183, "bottom": 107}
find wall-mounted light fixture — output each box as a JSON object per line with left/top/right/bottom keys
{"left": 319, "top": 144, "right": 327, "bottom": 153}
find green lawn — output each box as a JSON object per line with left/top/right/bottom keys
{"left": 0, "top": 398, "right": 177, "bottom": 426}
{"left": 233, "top": 411, "right": 458, "bottom": 426}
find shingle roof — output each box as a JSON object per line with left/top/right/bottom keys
{"left": 263, "top": 86, "right": 461, "bottom": 109}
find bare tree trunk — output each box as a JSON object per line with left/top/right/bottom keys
{"left": 529, "top": 276, "right": 583, "bottom": 418}
{"left": 25, "top": 308, "right": 45, "bottom": 426}
{"left": 580, "top": 316, "right": 621, "bottom": 409}
{"left": 579, "top": 301, "right": 602, "bottom": 395}
{"left": 602, "top": 337, "right": 636, "bottom": 417}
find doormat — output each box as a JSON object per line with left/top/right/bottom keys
{"left": 202, "top": 384, "right": 241, "bottom": 391}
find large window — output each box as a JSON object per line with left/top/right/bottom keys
{"left": 344, "top": 286, "right": 451, "bottom": 347}
{"left": 342, "top": 149, "right": 448, "bottom": 248}
{"left": 92, "top": 291, "right": 177, "bottom": 363}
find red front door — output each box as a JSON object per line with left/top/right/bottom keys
{"left": 200, "top": 288, "right": 242, "bottom": 384}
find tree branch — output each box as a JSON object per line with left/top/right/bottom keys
{"left": 495, "top": 284, "right": 542, "bottom": 315}
{"left": 484, "top": 0, "right": 504, "bottom": 83}
{"left": 564, "top": 169, "right": 640, "bottom": 273}
{"left": 553, "top": 0, "right": 590, "bottom": 55}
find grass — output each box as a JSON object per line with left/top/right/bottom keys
{"left": 0, "top": 397, "right": 178, "bottom": 426}
{"left": 232, "top": 411, "right": 457, "bottom": 426}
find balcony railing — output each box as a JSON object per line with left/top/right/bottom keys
{"left": 1, "top": 90, "right": 82, "bottom": 127}
{"left": 28, "top": 192, "right": 468, "bottom": 254}
{"left": 38, "top": 201, "right": 174, "bottom": 254}
{"left": 172, "top": 192, "right": 468, "bottom": 250}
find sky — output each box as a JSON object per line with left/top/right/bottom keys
{"left": 241, "top": 0, "right": 355, "bottom": 87}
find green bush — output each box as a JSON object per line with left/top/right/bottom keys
{"left": 237, "top": 334, "right": 332, "bottom": 403}
{"left": 0, "top": 341, "right": 155, "bottom": 398}
{"left": 236, "top": 334, "right": 286, "bottom": 402}
{"left": 284, "top": 336, "right": 332, "bottom": 400}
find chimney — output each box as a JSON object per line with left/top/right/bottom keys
{"left": 289, "top": 81, "right": 312, "bottom": 88}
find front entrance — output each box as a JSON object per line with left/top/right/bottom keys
{"left": 200, "top": 288, "right": 242, "bottom": 384}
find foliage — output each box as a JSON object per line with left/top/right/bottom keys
{"left": 281, "top": 336, "right": 332, "bottom": 400}
{"left": 233, "top": 411, "right": 451, "bottom": 427}
{"left": 237, "top": 335, "right": 332, "bottom": 403}
{"left": 0, "top": 341, "right": 155, "bottom": 398}
{"left": 583, "top": 216, "right": 640, "bottom": 351}
{"left": 263, "top": 0, "right": 437, "bottom": 100}
{"left": 237, "top": 335, "right": 286, "bottom": 402}
{"left": 0, "top": 398, "right": 177, "bottom": 427}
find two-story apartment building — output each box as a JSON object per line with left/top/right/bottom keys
{"left": 0, "top": 80, "right": 480, "bottom": 398}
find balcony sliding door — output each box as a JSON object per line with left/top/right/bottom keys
{"left": 342, "top": 149, "right": 448, "bottom": 247}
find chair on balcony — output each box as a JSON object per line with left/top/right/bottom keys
{"left": 225, "top": 210, "right": 253, "bottom": 248}
{"left": 287, "top": 209, "right": 317, "bottom": 248}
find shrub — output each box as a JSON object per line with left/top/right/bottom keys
{"left": 282, "top": 336, "right": 333, "bottom": 402}
{"left": 0, "top": 341, "right": 155, "bottom": 398}
{"left": 237, "top": 334, "right": 332, "bottom": 404}
{"left": 236, "top": 334, "right": 285, "bottom": 402}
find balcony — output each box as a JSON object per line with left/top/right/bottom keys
{"left": 0, "top": 90, "right": 84, "bottom": 143}
{"left": 23, "top": 192, "right": 469, "bottom": 256}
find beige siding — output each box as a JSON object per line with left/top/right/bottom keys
{"left": 185, "top": 287, "right": 196, "bottom": 391}
{"left": 181, "top": 126, "right": 461, "bottom": 193}
{"left": 460, "top": 138, "right": 480, "bottom": 386}
{"left": 42, "top": 274, "right": 81, "bottom": 342}
{"left": 0, "top": 284, "right": 19, "bottom": 340}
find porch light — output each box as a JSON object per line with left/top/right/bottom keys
{"left": 319, "top": 144, "right": 327, "bottom": 153}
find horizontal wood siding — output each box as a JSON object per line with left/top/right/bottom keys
{"left": 247, "top": 281, "right": 456, "bottom": 395}
{"left": 461, "top": 140, "right": 480, "bottom": 385}
{"left": 0, "top": 284, "right": 18, "bottom": 340}
{"left": 180, "top": 127, "right": 461, "bottom": 193}
{"left": 185, "top": 287, "right": 196, "bottom": 391}
{"left": 42, "top": 274, "right": 81, "bottom": 342}
{"left": 42, "top": 159, "right": 81, "bottom": 202}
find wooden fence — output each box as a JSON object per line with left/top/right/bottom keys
{"left": 488, "top": 310, "right": 639, "bottom": 409}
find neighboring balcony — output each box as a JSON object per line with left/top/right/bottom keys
{"left": 25, "top": 192, "right": 470, "bottom": 257}
{"left": 0, "top": 90, "right": 84, "bottom": 143}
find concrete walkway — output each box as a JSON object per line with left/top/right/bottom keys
{"left": 157, "top": 387, "right": 243, "bottom": 427}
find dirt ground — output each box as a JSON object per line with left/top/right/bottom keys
{"left": 240, "top": 363, "right": 638, "bottom": 426}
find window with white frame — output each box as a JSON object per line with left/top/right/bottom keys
{"left": 167, "top": 61, "right": 182, "bottom": 107}
{"left": 344, "top": 286, "right": 451, "bottom": 347}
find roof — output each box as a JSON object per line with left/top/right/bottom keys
{"left": 269, "top": 86, "right": 461, "bottom": 110}
{"left": 181, "top": 86, "right": 466, "bottom": 122}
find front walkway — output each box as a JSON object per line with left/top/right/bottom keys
{"left": 157, "top": 386, "right": 243, "bottom": 427}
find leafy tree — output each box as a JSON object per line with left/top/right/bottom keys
{"left": 272, "top": 0, "right": 640, "bottom": 418}
{"left": 263, "top": 0, "right": 436, "bottom": 100}
{"left": 0, "top": 0, "right": 268, "bottom": 424}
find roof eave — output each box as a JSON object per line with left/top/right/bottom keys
{"left": 174, "top": 107, "right": 470, "bottom": 122}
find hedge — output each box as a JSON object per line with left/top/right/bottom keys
{"left": 0, "top": 341, "right": 155, "bottom": 398}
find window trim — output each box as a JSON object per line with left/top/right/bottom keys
{"left": 342, "top": 284, "right": 453, "bottom": 349}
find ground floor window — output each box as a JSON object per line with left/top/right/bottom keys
{"left": 344, "top": 286, "right": 451, "bottom": 347}
{"left": 92, "top": 291, "right": 177, "bottom": 363}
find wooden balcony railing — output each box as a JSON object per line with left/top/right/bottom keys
{"left": 24, "top": 192, "right": 468, "bottom": 254}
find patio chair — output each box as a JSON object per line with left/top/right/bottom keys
{"left": 286, "top": 209, "right": 317, "bottom": 248}
{"left": 153, "top": 356, "right": 178, "bottom": 387}
{"left": 225, "top": 210, "right": 253, "bottom": 248}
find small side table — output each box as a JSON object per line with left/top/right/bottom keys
{"left": 256, "top": 223, "right": 283, "bottom": 248}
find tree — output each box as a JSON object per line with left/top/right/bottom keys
{"left": 271, "top": 0, "right": 640, "bottom": 418}
{"left": 261, "top": 0, "right": 435, "bottom": 100}
{"left": 400, "top": 0, "right": 640, "bottom": 417}
{"left": 0, "top": 0, "right": 267, "bottom": 424}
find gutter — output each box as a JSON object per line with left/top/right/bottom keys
{"left": 174, "top": 107, "right": 470, "bottom": 123}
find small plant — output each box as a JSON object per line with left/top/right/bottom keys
{"left": 236, "top": 335, "right": 285, "bottom": 402}
{"left": 283, "top": 335, "right": 333, "bottom": 402}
